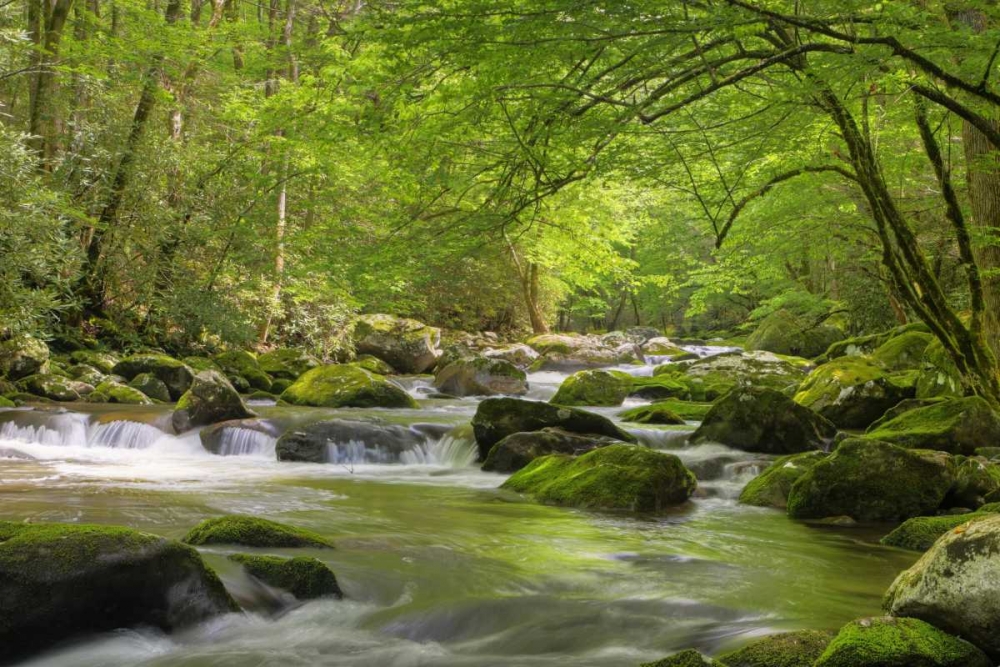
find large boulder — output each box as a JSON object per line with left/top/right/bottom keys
{"left": 745, "top": 310, "right": 844, "bottom": 359}
{"left": 481, "top": 428, "right": 620, "bottom": 473}
{"left": 947, "top": 457, "right": 1000, "bottom": 509}
{"left": 813, "top": 616, "right": 989, "bottom": 667}
{"left": 738, "top": 451, "right": 829, "bottom": 509}
{"left": 642, "top": 337, "right": 687, "bottom": 356}
{"left": 229, "top": 554, "right": 343, "bottom": 600}
{"left": 550, "top": 369, "right": 632, "bottom": 407}
{"left": 351, "top": 354, "right": 395, "bottom": 375}
{"left": 18, "top": 373, "right": 89, "bottom": 402}
{"left": 89, "top": 379, "right": 153, "bottom": 405}
{"left": 482, "top": 343, "right": 539, "bottom": 369}
{"left": 864, "top": 397, "right": 1000, "bottom": 456}
{"left": 915, "top": 339, "right": 964, "bottom": 399}
{"left": 881, "top": 509, "right": 1000, "bottom": 552}
{"left": 275, "top": 418, "right": 425, "bottom": 463}
{"left": 690, "top": 387, "right": 836, "bottom": 454}
{"left": 818, "top": 322, "right": 930, "bottom": 364}
{"left": 525, "top": 333, "right": 640, "bottom": 370}
{"left": 617, "top": 403, "right": 687, "bottom": 425}
{"left": 353, "top": 314, "right": 441, "bottom": 373}
{"left": 213, "top": 350, "right": 272, "bottom": 391}
{"left": 257, "top": 348, "right": 321, "bottom": 380}
{"left": 0, "top": 334, "right": 49, "bottom": 380}
{"left": 172, "top": 370, "right": 254, "bottom": 432}
{"left": 69, "top": 349, "right": 118, "bottom": 374}
{"left": 280, "top": 364, "right": 418, "bottom": 409}
{"left": 129, "top": 372, "right": 171, "bottom": 402}
{"left": 433, "top": 356, "right": 528, "bottom": 397}
{"left": 718, "top": 629, "right": 834, "bottom": 667}
{"left": 471, "top": 397, "right": 635, "bottom": 461}
{"left": 112, "top": 354, "right": 194, "bottom": 400}
{"left": 182, "top": 515, "right": 333, "bottom": 548}
{"left": 884, "top": 513, "right": 1000, "bottom": 660}
{"left": 786, "top": 438, "right": 955, "bottom": 522}
{"left": 0, "top": 521, "right": 237, "bottom": 663}
{"left": 502, "top": 444, "right": 696, "bottom": 512}
{"left": 653, "top": 350, "right": 809, "bottom": 401}
{"left": 793, "top": 358, "right": 915, "bottom": 429}
{"left": 871, "top": 331, "right": 934, "bottom": 371}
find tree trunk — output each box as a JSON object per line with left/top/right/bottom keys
{"left": 524, "top": 262, "right": 549, "bottom": 335}
{"left": 28, "top": 0, "right": 75, "bottom": 169}
{"left": 964, "top": 119, "right": 1000, "bottom": 358}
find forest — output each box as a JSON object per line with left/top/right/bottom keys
{"left": 3, "top": 1, "right": 1000, "bottom": 666}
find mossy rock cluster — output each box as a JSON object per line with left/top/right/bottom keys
{"left": 90, "top": 379, "right": 153, "bottom": 404}
{"left": 0, "top": 334, "right": 50, "bottom": 380}
{"left": 280, "top": 364, "right": 418, "bottom": 409}
{"left": 229, "top": 554, "right": 343, "bottom": 600}
{"left": 213, "top": 350, "right": 273, "bottom": 392}
{"left": 915, "top": 339, "right": 964, "bottom": 400}
{"left": 0, "top": 521, "right": 237, "bottom": 663}
{"left": 17, "top": 373, "right": 90, "bottom": 402}
{"left": 352, "top": 354, "right": 395, "bottom": 375}
{"left": 182, "top": 515, "right": 333, "bottom": 548}
{"left": 652, "top": 351, "right": 809, "bottom": 402}
{"left": 718, "top": 629, "right": 834, "bottom": 667}
{"left": 813, "top": 616, "right": 989, "bottom": 667}
{"left": 551, "top": 369, "right": 633, "bottom": 407}
{"left": 69, "top": 349, "right": 119, "bottom": 374}
{"left": 818, "top": 322, "right": 929, "bottom": 364}
{"left": 353, "top": 314, "right": 442, "bottom": 374}
{"left": 864, "top": 396, "right": 1000, "bottom": 456}
{"left": 111, "top": 354, "right": 194, "bottom": 400}
{"left": 738, "top": 451, "right": 828, "bottom": 509}
{"left": 617, "top": 402, "right": 688, "bottom": 425}
{"left": 258, "top": 348, "right": 321, "bottom": 380}
{"left": 502, "top": 444, "right": 696, "bottom": 512}
{"left": 870, "top": 331, "right": 934, "bottom": 371}
{"left": 792, "top": 357, "right": 915, "bottom": 429}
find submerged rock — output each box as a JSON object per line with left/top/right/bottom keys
{"left": 502, "top": 444, "right": 696, "bottom": 512}
{"left": 786, "top": 438, "right": 955, "bottom": 522}
{"left": 353, "top": 314, "right": 442, "bottom": 374}
{"left": 864, "top": 396, "right": 1000, "bottom": 456}
{"left": 0, "top": 334, "right": 50, "bottom": 380}
{"left": 275, "top": 418, "right": 424, "bottom": 463}
{"left": 690, "top": 387, "right": 835, "bottom": 454}
{"left": 739, "top": 451, "right": 829, "bottom": 509}
{"left": 229, "top": 554, "right": 343, "bottom": 600}
{"left": 433, "top": 356, "right": 527, "bottom": 397}
{"left": 172, "top": 370, "right": 255, "bottom": 432}
{"left": 793, "top": 358, "right": 915, "bottom": 429}
{"left": 257, "top": 348, "right": 321, "bottom": 380}
{"left": 280, "top": 364, "right": 418, "bottom": 409}
{"left": 550, "top": 369, "right": 632, "bottom": 407}
{"left": 718, "top": 629, "right": 834, "bottom": 667}
{"left": 813, "top": 616, "right": 989, "bottom": 667}
{"left": 112, "top": 354, "right": 194, "bottom": 400}
{"left": 0, "top": 521, "right": 237, "bottom": 663}
{"left": 481, "top": 428, "right": 619, "bottom": 473}
{"left": 182, "top": 515, "right": 333, "bottom": 548}
{"left": 884, "top": 513, "right": 1000, "bottom": 660}
{"left": 471, "top": 397, "right": 635, "bottom": 461}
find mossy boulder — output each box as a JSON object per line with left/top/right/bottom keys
{"left": 182, "top": 356, "right": 220, "bottom": 372}
{"left": 640, "top": 650, "right": 720, "bottom": 666}
{"left": 433, "top": 355, "right": 528, "bottom": 397}
{"left": 0, "top": 334, "right": 50, "bottom": 380}
{"left": 353, "top": 314, "right": 442, "bottom": 374}
{"left": 690, "top": 387, "right": 836, "bottom": 454}
{"left": 813, "top": 616, "right": 989, "bottom": 667}
{"left": 526, "top": 333, "right": 640, "bottom": 370}
{"left": 881, "top": 510, "right": 1000, "bottom": 551}
{"left": 884, "top": 513, "right": 1000, "bottom": 660}
{"left": 793, "top": 358, "right": 915, "bottom": 429}
{"left": 864, "top": 396, "right": 1000, "bottom": 456}
{"left": 213, "top": 350, "right": 272, "bottom": 391}
{"left": 550, "top": 369, "right": 632, "bottom": 407}
{"left": 17, "top": 373, "right": 88, "bottom": 402}
{"left": 946, "top": 456, "right": 1000, "bottom": 509}
{"left": 642, "top": 337, "right": 687, "bottom": 356}
{"left": 182, "top": 515, "right": 333, "bottom": 548}
{"left": 112, "top": 354, "right": 194, "bottom": 400}
{"left": 90, "top": 379, "right": 154, "bottom": 405}
{"left": 818, "top": 323, "right": 930, "bottom": 364}
{"left": 786, "top": 438, "right": 955, "bottom": 522}
{"left": 69, "top": 349, "right": 118, "bottom": 374}
{"left": 352, "top": 354, "right": 395, "bottom": 375}
{"left": 628, "top": 375, "right": 691, "bottom": 400}
{"left": 617, "top": 402, "right": 687, "bottom": 425}
{"left": 481, "top": 343, "right": 540, "bottom": 369}
{"left": 482, "top": 428, "right": 620, "bottom": 473}
{"left": 129, "top": 372, "right": 171, "bottom": 402}
{"left": 257, "top": 348, "right": 321, "bottom": 380}
{"left": 745, "top": 310, "right": 844, "bottom": 359}
{"left": 871, "top": 331, "right": 934, "bottom": 371}
{"left": 718, "top": 629, "right": 834, "bottom": 667}
{"left": 280, "top": 364, "right": 418, "bottom": 409}
{"left": 0, "top": 521, "right": 237, "bottom": 663}
{"left": 738, "top": 451, "right": 829, "bottom": 509}
{"left": 275, "top": 418, "right": 425, "bottom": 463}
{"left": 471, "top": 397, "right": 635, "bottom": 461}
{"left": 172, "top": 370, "right": 255, "bottom": 432}
{"left": 915, "top": 339, "right": 963, "bottom": 399}
{"left": 68, "top": 363, "right": 105, "bottom": 387}
{"left": 654, "top": 351, "right": 808, "bottom": 401}
{"left": 229, "top": 554, "right": 343, "bottom": 600}
{"left": 502, "top": 444, "right": 696, "bottom": 512}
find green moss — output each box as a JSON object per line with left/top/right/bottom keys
{"left": 871, "top": 331, "right": 933, "bottom": 371}
{"left": 787, "top": 439, "right": 955, "bottom": 522}
{"left": 617, "top": 403, "right": 686, "bottom": 424}
{"left": 881, "top": 510, "right": 1000, "bottom": 551}
{"left": 128, "top": 373, "right": 171, "bottom": 402}
{"left": 257, "top": 348, "right": 321, "bottom": 380}
{"left": 640, "top": 649, "right": 719, "bottom": 666}
{"left": 270, "top": 378, "right": 293, "bottom": 394}
{"left": 228, "top": 554, "right": 343, "bottom": 599}
{"left": 739, "top": 451, "right": 829, "bottom": 509}
{"left": 246, "top": 390, "right": 279, "bottom": 400}
{"left": 525, "top": 334, "right": 576, "bottom": 355}
{"left": 813, "top": 616, "right": 989, "bottom": 667}
{"left": 182, "top": 515, "right": 333, "bottom": 548}
{"left": 69, "top": 350, "right": 119, "bottom": 374}
{"left": 745, "top": 310, "right": 844, "bottom": 358}
{"left": 183, "top": 356, "right": 220, "bottom": 371}
{"left": 17, "top": 374, "right": 81, "bottom": 402}
{"left": 501, "top": 444, "right": 696, "bottom": 512}
{"left": 551, "top": 369, "right": 632, "bottom": 407}
{"left": 865, "top": 396, "right": 1000, "bottom": 456}
{"left": 111, "top": 354, "right": 194, "bottom": 400}
{"left": 718, "top": 629, "right": 834, "bottom": 667}
{"left": 793, "top": 358, "right": 913, "bottom": 429}
{"left": 89, "top": 380, "right": 153, "bottom": 405}
{"left": 352, "top": 354, "right": 395, "bottom": 375}
{"left": 629, "top": 374, "right": 692, "bottom": 400}
{"left": 627, "top": 399, "right": 713, "bottom": 421}
{"left": 0, "top": 396, "right": 13, "bottom": 408}
{"left": 280, "top": 364, "right": 418, "bottom": 409}
{"left": 915, "top": 338, "right": 963, "bottom": 399}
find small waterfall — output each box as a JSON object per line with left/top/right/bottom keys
{"left": 327, "top": 440, "right": 401, "bottom": 464}
{"left": 214, "top": 427, "right": 277, "bottom": 457}
{"left": 399, "top": 432, "right": 478, "bottom": 467}
{"left": 0, "top": 411, "right": 90, "bottom": 448}
{"left": 629, "top": 427, "right": 693, "bottom": 450}
{"left": 87, "top": 420, "right": 165, "bottom": 450}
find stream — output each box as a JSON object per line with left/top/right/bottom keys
{"left": 0, "top": 349, "right": 916, "bottom": 666}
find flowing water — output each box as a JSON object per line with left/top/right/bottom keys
{"left": 0, "top": 348, "right": 916, "bottom": 666}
